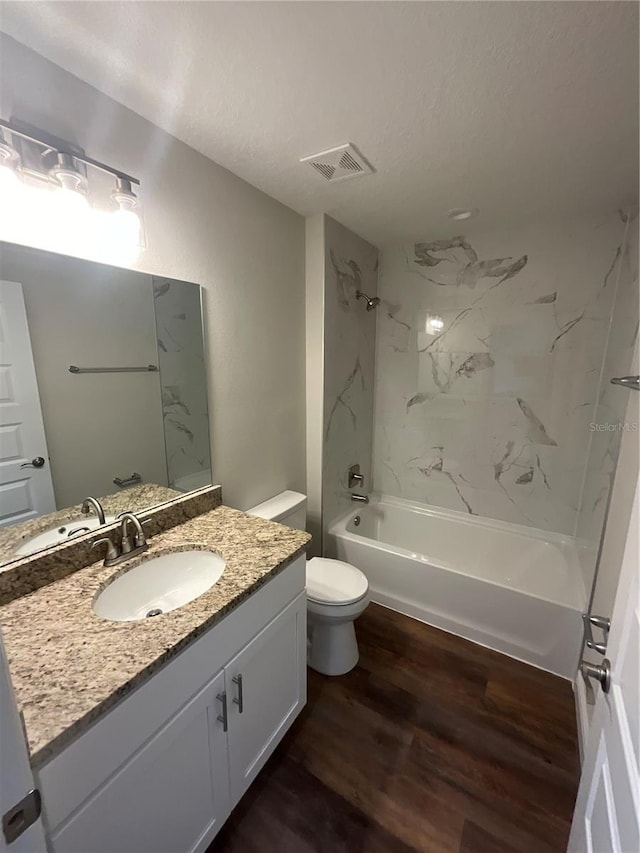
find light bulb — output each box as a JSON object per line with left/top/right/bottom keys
{"left": 46, "top": 186, "right": 90, "bottom": 253}
{"left": 0, "top": 163, "right": 19, "bottom": 191}
{"left": 52, "top": 186, "right": 89, "bottom": 216}
{"left": 111, "top": 206, "right": 140, "bottom": 244}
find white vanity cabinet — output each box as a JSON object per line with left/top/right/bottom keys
{"left": 37, "top": 557, "right": 306, "bottom": 853}
{"left": 48, "top": 671, "right": 231, "bottom": 853}
{"left": 225, "top": 592, "right": 305, "bottom": 804}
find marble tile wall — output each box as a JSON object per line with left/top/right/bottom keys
{"left": 322, "top": 217, "right": 378, "bottom": 547}
{"left": 372, "top": 212, "right": 632, "bottom": 537}
{"left": 153, "top": 278, "right": 212, "bottom": 491}
{"left": 574, "top": 211, "right": 638, "bottom": 591}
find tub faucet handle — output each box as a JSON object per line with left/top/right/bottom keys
{"left": 348, "top": 464, "right": 364, "bottom": 489}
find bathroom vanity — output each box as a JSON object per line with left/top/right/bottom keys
{"left": 0, "top": 492, "right": 310, "bottom": 852}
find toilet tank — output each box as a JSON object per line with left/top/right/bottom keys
{"left": 246, "top": 490, "right": 307, "bottom": 530}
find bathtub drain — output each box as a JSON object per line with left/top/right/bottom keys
{"left": 353, "top": 515, "right": 361, "bottom": 526}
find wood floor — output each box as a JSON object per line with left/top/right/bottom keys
{"left": 208, "top": 604, "right": 581, "bottom": 853}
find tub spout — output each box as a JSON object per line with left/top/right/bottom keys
{"left": 351, "top": 493, "right": 369, "bottom": 504}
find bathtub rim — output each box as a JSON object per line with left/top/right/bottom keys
{"left": 328, "top": 493, "right": 586, "bottom": 611}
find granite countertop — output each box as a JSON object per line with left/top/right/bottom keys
{"left": 0, "top": 505, "right": 310, "bottom": 768}
{"left": 0, "top": 483, "right": 180, "bottom": 567}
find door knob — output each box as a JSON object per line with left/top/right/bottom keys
{"left": 20, "top": 457, "right": 45, "bottom": 469}
{"left": 581, "top": 659, "right": 611, "bottom": 694}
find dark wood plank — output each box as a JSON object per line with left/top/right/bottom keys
{"left": 459, "top": 820, "right": 520, "bottom": 853}
{"left": 207, "top": 603, "right": 580, "bottom": 853}
{"left": 209, "top": 751, "right": 414, "bottom": 853}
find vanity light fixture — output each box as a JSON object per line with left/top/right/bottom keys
{"left": 49, "top": 152, "right": 90, "bottom": 221}
{"left": 447, "top": 207, "right": 479, "bottom": 222}
{"left": 0, "top": 117, "right": 143, "bottom": 261}
{"left": 111, "top": 177, "right": 141, "bottom": 244}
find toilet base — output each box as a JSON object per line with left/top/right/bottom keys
{"left": 308, "top": 619, "right": 359, "bottom": 676}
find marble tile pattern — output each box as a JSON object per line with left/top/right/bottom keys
{"left": 322, "top": 217, "right": 378, "bottom": 547}
{"left": 373, "top": 212, "right": 632, "bottom": 535}
{"left": 153, "top": 277, "right": 212, "bottom": 490}
{"left": 0, "top": 505, "right": 310, "bottom": 768}
{"left": 0, "top": 485, "right": 222, "bottom": 605}
{"left": 574, "top": 210, "right": 639, "bottom": 590}
{"left": 0, "top": 483, "right": 180, "bottom": 568}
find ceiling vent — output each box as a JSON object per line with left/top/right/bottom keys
{"left": 300, "top": 143, "right": 374, "bottom": 183}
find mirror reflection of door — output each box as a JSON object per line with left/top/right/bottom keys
{"left": 0, "top": 280, "right": 55, "bottom": 527}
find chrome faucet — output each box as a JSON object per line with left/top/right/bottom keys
{"left": 118, "top": 512, "right": 148, "bottom": 555}
{"left": 92, "top": 512, "right": 149, "bottom": 567}
{"left": 351, "top": 493, "right": 369, "bottom": 504}
{"left": 82, "top": 496, "right": 106, "bottom": 525}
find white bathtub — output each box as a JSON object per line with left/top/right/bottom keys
{"left": 327, "top": 495, "right": 586, "bottom": 678}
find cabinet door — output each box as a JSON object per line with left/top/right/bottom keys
{"left": 226, "top": 592, "right": 306, "bottom": 804}
{"left": 50, "top": 671, "right": 230, "bottom": 853}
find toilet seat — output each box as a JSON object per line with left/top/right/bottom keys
{"left": 306, "top": 557, "right": 368, "bottom": 606}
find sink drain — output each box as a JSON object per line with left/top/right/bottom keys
{"left": 146, "top": 608, "right": 163, "bottom": 618}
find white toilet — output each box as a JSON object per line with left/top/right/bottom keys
{"left": 248, "top": 491, "right": 369, "bottom": 676}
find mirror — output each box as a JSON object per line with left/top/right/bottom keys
{"left": 0, "top": 241, "right": 211, "bottom": 566}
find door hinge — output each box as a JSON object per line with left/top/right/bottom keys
{"left": 582, "top": 612, "right": 611, "bottom": 655}
{"left": 610, "top": 375, "right": 640, "bottom": 391}
{"left": 2, "top": 789, "right": 41, "bottom": 844}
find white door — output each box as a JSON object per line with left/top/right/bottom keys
{"left": 0, "top": 628, "right": 46, "bottom": 853}
{"left": 226, "top": 592, "right": 306, "bottom": 804}
{"left": 0, "top": 281, "right": 55, "bottom": 527}
{"left": 568, "top": 475, "right": 639, "bottom": 852}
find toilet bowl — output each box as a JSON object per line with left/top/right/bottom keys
{"left": 246, "top": 491, "right": 369, "bottom": 677}
{"left": 306, "top": 557, "right": 369, "bottom": 676}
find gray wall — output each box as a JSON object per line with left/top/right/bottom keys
{"left": 0, "top": 34, "right": 306, "bottom": 510}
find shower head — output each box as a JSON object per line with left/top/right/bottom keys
{"left": 356, "top": 290, "right": 380, "bottom": 311}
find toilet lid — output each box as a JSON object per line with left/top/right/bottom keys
{"left": 306, "top": 557, "right": 368, "bottom": 605}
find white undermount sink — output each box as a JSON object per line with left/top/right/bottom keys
{"left": 15, "top": 516, "right": 117, "bottom": 557}
{"left": 93, "top": 550, "right": 226, "bottom": 622}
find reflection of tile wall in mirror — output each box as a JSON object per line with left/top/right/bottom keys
{"left": 0, "top": 241, "right": 212, "bottom": 566}
{"left": 153, "top": 277, "right": 212, "bottom": 491}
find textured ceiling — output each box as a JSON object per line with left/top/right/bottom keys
{"left": 1, "top": 1, "right": 638, "bottom": 246}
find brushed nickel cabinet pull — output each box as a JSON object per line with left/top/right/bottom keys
{"left": 216, "top": 692, "right": 228, "bottom": 731}
{"left": 232, "top": 674, "right": 244, "bottom": 713}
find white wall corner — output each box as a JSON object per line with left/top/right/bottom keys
{"left": 305, "top": 213, "right": 325, "bottom": 556}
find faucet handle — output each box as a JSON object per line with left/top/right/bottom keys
{"left": 348, "top": 464, "right": 365, "bottom": 489}
{"left": 92, "top": 537, "right": 119, "bottom": 563}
